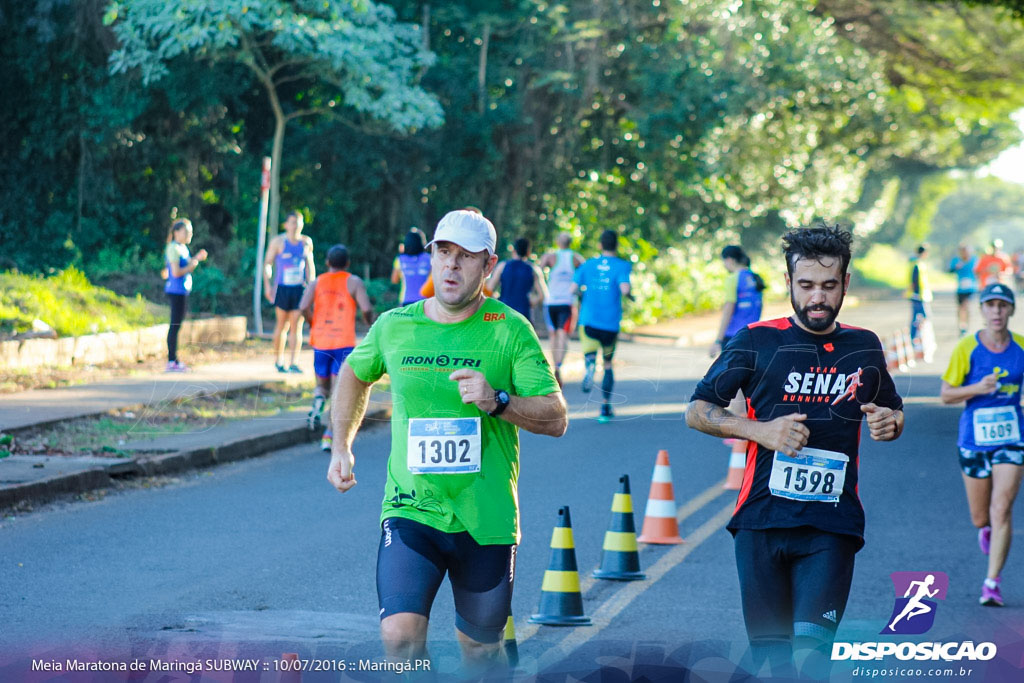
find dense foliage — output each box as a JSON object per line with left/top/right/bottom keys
{"left": 2, "top": 0, "right": 1023, "bottom": 324}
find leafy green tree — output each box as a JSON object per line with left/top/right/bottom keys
{"left": 105, "top": 0, "right": 443, "bottom": 233}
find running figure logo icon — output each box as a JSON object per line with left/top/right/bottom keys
{"left": 881, "top": 571, "right": 949, "bottom": 635}
{"left": 831, "top": 367, "right": 864, "bottom": 405}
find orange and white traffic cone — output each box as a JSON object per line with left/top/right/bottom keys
{"left": 636, "top": 450, "right": 684, "bottom": 545}
{"left": 279, "top": 653, "right": 301, "bottom": 683}
{"left": 884, "top": 333, "right": 900, "bottom": 372}
{"left": 723, "top": 438, "right": 746, "bottom": 490}
{"left": 899, "top": 327, "right": 917, "bottom": 369}
{"left": 894, "top": 328, "right": 910, "bottom": 372}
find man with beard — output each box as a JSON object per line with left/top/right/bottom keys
{"left": 686, "top": 223, "right": 904, "bottom": 679}
{"left": 326, "top": 209, "right": 567, "bottom": 674}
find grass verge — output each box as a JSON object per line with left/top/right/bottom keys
{"left": 0, "top": 267, "right": 163, "bottom": 338}
{"left": 3, "top": 383, "right": 314, "bottom": 458}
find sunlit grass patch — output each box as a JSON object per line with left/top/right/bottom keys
{"left": 0, "top": 267, "right": 163, "bottom": 338}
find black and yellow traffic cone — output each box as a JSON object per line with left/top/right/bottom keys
{"left": 529, "top": 506, "right": 591, "bottom": 626}
{"left": 593, "top": 475, "right": 646, "bottom": 581}
{"left": 502, "top": 610, "right": 519, "bottom": 667}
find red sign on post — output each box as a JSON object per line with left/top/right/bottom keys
{"left": 260, "top": 157, "right": 271, "bottom": 192}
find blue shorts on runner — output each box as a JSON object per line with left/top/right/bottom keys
{"left": 958, "top": 446, "right": 1024, "bottom": 478}
{"left": 376, "top": 517, "right": 516, "bottom": 643}
{"left": 313, "top": 347, "right": 353, "bottom": 378}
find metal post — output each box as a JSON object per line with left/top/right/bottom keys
{"left": 253, "top": 157, "right": 272, "bottom": 334}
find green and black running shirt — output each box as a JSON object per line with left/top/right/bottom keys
{"left": 690, "top": 317, "right": 903, "bottom": 545}
{"left": 347, "top": 298, "right": 560, "bottom": 546}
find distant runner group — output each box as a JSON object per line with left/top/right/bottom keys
{"left": 159, "top": 211, "right": 1023, "bottom": 679}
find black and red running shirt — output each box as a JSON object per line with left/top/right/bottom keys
{"left": 690, "top": 317, "right": 903, "bottom": 545}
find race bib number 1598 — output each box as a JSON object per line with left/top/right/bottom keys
{"left": 407, "top": 417, "right": 481, "bottom": 474}
{"left": 768, "top": 447, "right": 848, "bottom": 504}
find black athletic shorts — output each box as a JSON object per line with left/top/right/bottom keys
{"left": 956, "top": 292, "right": 974, "bottom": 306}
{"left": 734, "top": 527, "right": 860, "bottom": 643}
{"left": 583, "top": 325, "right": 618, "bottom": 348}
{"left": 274, "top": 284, "right": 305, "bottom": 311}
{"left": 546, "top": 305, "right": 573, "bottom": 333}
{"left": 376, "top": 517, "right": 515, "bottom": 643}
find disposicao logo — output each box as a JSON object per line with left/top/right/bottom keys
{"left": 832, "top": 571, "right": 997, "bottom": 662}
{"left": 881, "top": 571, "right": 948, "bottom": 635}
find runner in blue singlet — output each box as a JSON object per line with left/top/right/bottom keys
{"left": 488, "top": 237, "right": 546, "bottom": 321}
{"left": 941, "top": 283, "right": 1024, "bottom": 607}
{"left": 264, "top": 211, "right": 315, "bottom": 373}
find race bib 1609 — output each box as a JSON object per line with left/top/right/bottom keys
{"left": 973, "top": 406, "right": 1021, "bottom": 447}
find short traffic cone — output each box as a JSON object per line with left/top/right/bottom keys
{"left": 723, "top": 438, "right": 746, "bottom": 490}
{"left": 884, "top": 333, "right": 900, "bottom": 372}
{"left": 899, "top": 327, "right": 916, "bottom": 369}
{"left": 593, "top": 474, "right": 646, "bottom": 581}
{"left": 637, "top": 450, "right": 684, "bottom": 544}
{"left": 502, "top": 611, "right": 519, "bottom": 667}
{"left": 280, "top": 653, "right": 301, "bottom": 683}
{"left": 529, "top": 506, "right": 591, "bottom": 625}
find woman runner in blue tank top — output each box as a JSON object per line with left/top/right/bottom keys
{"left": 163, "top": 219, "right": 207, "bottom": 372}
{"left": 390, "top": 228, "right": 431, "bottom": 305}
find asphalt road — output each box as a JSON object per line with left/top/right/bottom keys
{"left": 2, "top": 297, "right": 1023, "bottom": 681}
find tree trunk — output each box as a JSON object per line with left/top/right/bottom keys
{"left": 584, "top": 0, "right": 602, "bottom": 102}
{"left": 268, "top": 90, "right": 286, "bottom": 242}
{"left": 76, "top": 131, "right": 86, "bottom": 235}
{"left": 478, "top": 21, "right": 490, "bottom": 115}
{"left": 421, "top": 4, "right": 430, "bottom": 52}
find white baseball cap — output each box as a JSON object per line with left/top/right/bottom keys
{"left": 427, "top": 210, "right": 497, "bottom": 255}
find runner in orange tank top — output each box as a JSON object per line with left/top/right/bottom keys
{"left": 299, "top": 245, "right": 374, "bottom": 451}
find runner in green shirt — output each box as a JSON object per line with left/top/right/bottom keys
{"left": 328, "top": 209, "right": 568, "bottom": 672}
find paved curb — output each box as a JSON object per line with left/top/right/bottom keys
{"left": 0, "top": 405, "right": 391, "bottom": 512}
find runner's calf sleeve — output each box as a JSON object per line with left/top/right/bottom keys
{"left": 602, "top": 368, "right": 614, "bottom": 401}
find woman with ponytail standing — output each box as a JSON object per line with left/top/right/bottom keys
{"left": 711, "top": 245, "right": 765, "bottom": 358}
{"left": 164, "top": 218, "right": 207, "bottom": 372}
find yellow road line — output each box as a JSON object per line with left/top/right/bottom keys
{"left": 535, "top": 501, "right": 735, "bottom": 666}
{"left": 517, "top": 479, "right": 730, "bottom": 644}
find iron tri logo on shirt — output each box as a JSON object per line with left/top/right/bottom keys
{"left": 782, "top": 366, "right": 861, "bottom": 403}
{"left": 401, "top": 354, "right": 483, "bottom": 368}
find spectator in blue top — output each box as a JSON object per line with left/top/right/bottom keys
{"left": 712, "top": 245, "right": 765, "bottom": 358}
{"left": 163, "top": 218, "right": 207, "bottom": 372}
{"left": 391, "top": 228, "right": 431, "bottom": 306}
{"left": 572, "top": 229, "right": 632, "bottom": 423}
{"left": 950, "top": 243, "right": 980, "bottom": 337}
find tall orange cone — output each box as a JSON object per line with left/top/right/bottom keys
{"left": 723, "top": 438, "right": 746, "bottom": 490}
{"left": 529, "top": 506, "right": 591, "bottom": 625}
{"left": 637, "top": 450, "right": 684, "bottom": 544}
